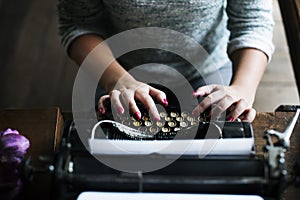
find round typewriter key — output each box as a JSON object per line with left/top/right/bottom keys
{"left": 122, "top": 120, "right": 131, "bottom": 126}
{"left": 165, "top": 116, "right": 172, "bottom": 121}
{"left": 162, "top": 127, "right": 170, "bottom": 133}
{"left": 190, "top": 121, "right": 198, "bottom": 126}
{"left": 176, "top": 116, "right": 183, "bottom": 122}
{"left": 197, "top": 116, "right": 205, "bottom": 122}
{"left": 142, "top": 116, "right": 150, "bottom": 121}
{"left": 133, "top": 121, "right": 142, "bottom": 127}
{"left": 168, "top": 121, "right": 177, "bottom": 127}
{"left": 150, "top": 126, "right": 158, "bottom": 133}
{"left": 144, "top": 121, "right": 153, "bottom": 126}
{"left": 159, "top": 112, "right": 168, "bottom": 118}
{"left": 187, "top": 116, "right": 195, "bottom": 122}
{"left": 156, "top": 120, "right": 165, "bottom": 127}
{"left": 181, "top": 111, "right": 189, "bottom": 118}
{"left": 180, "top": 121, "right": 188, "bottom": 127}
{"left": 138, "top": 126, "right": 147, "bottom": 132}
{"left": 170, "top": 112, "right": 178, "bottom": 118}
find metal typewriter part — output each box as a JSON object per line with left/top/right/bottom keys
{"left": 88, "top": 110, "right": 254, "bottom": 156}
{"left": 92, "top": 110, "right": 251, "bottom": 140}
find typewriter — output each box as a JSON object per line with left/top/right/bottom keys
{"left": 22, "top": 85, "right": 300, "bottom": 200}
{"left": 34, "top": 104, "right": 297, "bottom": 200}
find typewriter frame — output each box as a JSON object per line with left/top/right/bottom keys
{"left": 50, "top": 119, "right": 288, "bottom": 200}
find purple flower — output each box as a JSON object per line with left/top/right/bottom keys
{"left": 0, "top": 128, "right": 30, "bottom": 164}
{"left": 0, "top": 128, "right": 30, "bottom": 199}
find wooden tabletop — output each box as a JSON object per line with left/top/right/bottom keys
{"left": 1, "top": 107, "right": 299, "bottom": 199}
{"left": 253, "top": 110, "right": 300, "bottom": 199}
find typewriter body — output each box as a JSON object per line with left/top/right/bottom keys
{"left": 22, "top": 82, "right": 298, "bottom": 200}
{"left": 49, "top": 107, "right": 295, "bottom": 200}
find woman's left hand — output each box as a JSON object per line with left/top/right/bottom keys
{"left": 192, "top": 84, "right": 256, "bottom": 122}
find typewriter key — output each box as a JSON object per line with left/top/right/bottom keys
{"left": 156, "top": 120, "right": 165, "bottom": 127}
{"left": 144, "top": 121, "right": 153, "bottom": 126}
{"left": 180, "top": 121, "right": 188, "bottom": 127}
{"left": 197, "top": 116, "right": 205, "bottom": 122}
{"left": 187, "top": 116, "right": 195, "bottom": 122}
{"left": 181, "top": 111, "right": 189, "bottom": 118}
{"left": 133, "top": 121, "right": 142, "bottom": 127}
{"left": 190, "top": 121, "right": 198, "bottom": 126}
{"left": 160, "top": 112, "right": 168, "bottom": 117}
{"left": 165, "top": 116, "right": 172, "bottom": 121}
{"left": 149, "top": 126, "right": 158, "bottom": 133}
{"left": 168, "top": 121, "right": 177, "bottom": 127}
{"left": 142, "top": 116, "right": 150, "bottom": 121}
{"left": 138, "top": 126, "right": 147, "bottom": 132}
{"left": 122, "top": 120, "right": 131, "bottom": 126}
{"left": 176, "top": 116, "right": 183, "bottom": 122}
{"left": 162, "top": 127, "right": 170, "bottom": 133}
{"left": 170, "top": 112, "right": 179, "bottom": 117}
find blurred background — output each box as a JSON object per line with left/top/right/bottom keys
{"left": 0, "top": 0, "right": 298, "bottom": 112}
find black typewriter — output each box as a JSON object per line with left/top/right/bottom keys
{"left": 41, "top": 104, "right": 295, "bottom": 200}
{"left": 21, "top": 85, "right": 299, "bottom": 200}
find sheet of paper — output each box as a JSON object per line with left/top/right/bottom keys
{"left": 89, "top": 138, "right": 254, "bottom": 155}
{"left": 77, "top": 192, "right": 263, "bottom": 200}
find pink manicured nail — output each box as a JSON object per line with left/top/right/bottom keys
{"left": 99, "top": 108, "right": 105, "bottom": 114}
{"left": 192, "top": 92, "right": 199, "bottom": 96}
{"left": 118, "top": 107, "right": 124, "bottom": 114}
{"left": 163, "top": 98, "right": 168, "bottom": 106}
{"left": 154, "top": 117, "right": 161, "bottom": 121}
{"left": 134, "top": 112, "right": 141, "bottom": 120}
{"left": 227, "top": 116, "right": 234, "bottom": 122}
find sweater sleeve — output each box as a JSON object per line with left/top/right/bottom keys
{"left": 57, "top": 0, "right": 108, "bottom": 55}
{"left": 226, "top": 0, "right": 274, "bottom": 62}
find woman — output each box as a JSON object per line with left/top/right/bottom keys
{"left": 57, "top": 0, "right": 274, "bottom": 122}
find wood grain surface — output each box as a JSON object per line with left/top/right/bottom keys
{"left": 253, "top": 111, "right": 300, "bottom": 199}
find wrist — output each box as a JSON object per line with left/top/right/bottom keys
{"left": 229, "top": 84, "right": 256, "bottom": 106}
{"left": 100, "top": 61, "right": 135, "bottom": 93}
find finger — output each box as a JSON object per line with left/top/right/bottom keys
{"left": 109, "top": 90, "right": 124, "bottom": 114}
{"left": 121, "top": 90, "right": 141, "bottom": 120}
{"left": 192, "top": 84, "right": 219, "bottom": 97}
{"left": 149, "top": 86, "right": 168, "bottom": 106}
{"left": 135, "top": 91, "right": 161, "bottom": 121}
{"left": 98, "top": 95, "right": 110, "bottom": 114}
{"left": 238, "top": 108, "right": 256, "bottom": 122}
{"left": 192, "top": 89, "right": 226, "bottom": 116}
{"left": 210, "top": 97, "right": 235, "bottom": 120}
{"left": 226, "top": 99, "right": 249, "bottom": 121}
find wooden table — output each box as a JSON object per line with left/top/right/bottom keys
{"left": 0, "top": 107, "right": 299, "bottom": 199}
{"left": 253, "top": 109, "right": 300, "bottom": 200}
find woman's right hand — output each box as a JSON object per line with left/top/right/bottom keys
{"left": 98, "top": 75, "right": 168, "bottom": 121}
{"left": 68, "top": 34, "right": 168, "bottom": 120}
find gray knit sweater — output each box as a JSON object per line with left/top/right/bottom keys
{"left": 57, "top": 0, "right": 274, "bottom": 79}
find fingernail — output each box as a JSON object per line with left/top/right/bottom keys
{"left": 163, "top": 98, "right": 168, "bottom": 106}
{"left": 134, "top": 112, "right": 141, "bottom": 120}
{"left": 227, "top": 116, "right": 234, "bottom": 122}
{"left": 154, "top": 117, "right": 161, "bottom": 121}
{"left": 118, "top": 107, "right": 124, "bottom": 114}
{"left": 99, "top": 108, "right": 105, "bottom": 114}
{"left": 192, "top": 92, "right": 199, "bottom": 96}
